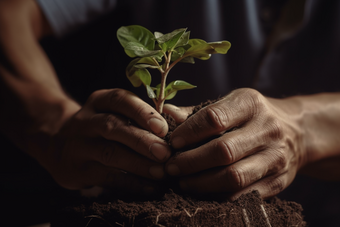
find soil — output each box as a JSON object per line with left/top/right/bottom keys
{"left": 50, "top": 100, "right": 306, "bottom": 227}
{"left": 50, "top": 190, "right": 305, "bottom": 227}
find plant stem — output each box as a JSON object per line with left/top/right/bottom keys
{"left": 152, "top": 58, "right": 164, "bottom": 73}
{"left": 156, "top": 51, "right": 172, "bottom": 113}
{"left": 157, "top": 70, "right": 168, "bottom": 113}
{"left": 168, "top": 54, "right": 185, "bottom": 72}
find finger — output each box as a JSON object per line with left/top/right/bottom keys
{"left": 176, "top": 150, "right": 288, "bottom": 196}
{"left": 170, "top": 89, "right": 260, "bottom": 149}
{"left": 166, "top": 120, "right": 274, "bottom": 176}
{"left": 163, "top": 104, "right": 193, "bottom": 124}
{"left": 228, "top": 173, "right": 290, "bottom": 201}
{"left": 88, "top": 89, "right": 168, "bottom": 137}
{"left": 83, "top": 138, "right": 166, "bottom": 180}
{"left": 89, "top": 113, "right": 171, "bottom": 163}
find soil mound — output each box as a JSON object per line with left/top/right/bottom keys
{"left": 50, "top": 190, "right": 306, "bottom": 227}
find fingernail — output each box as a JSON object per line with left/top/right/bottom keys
{"left": 148, "top": 118, "right": 165, "bottom": 135}
{"left": 150, "top": 143, "right": 171, "bottom": 162}
{"left": 149, "top": 166, "right": 165, "bottom": 179}
{"left": 167, "top": 164, "right": 181, "bottom": 176}
{"left": 171, "top": 137, "right": 186, "bottom": 149}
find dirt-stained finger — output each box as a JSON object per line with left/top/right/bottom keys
{"left": 175, "top": 149, "right": 287, "bottom": 193}
{"left": 78, "top": 138, "right": 166, "bottom": 180}
{"left": 87, "top": 113, "right": 171, "bottom": 163}
{"left": 163, "top": 104, "right": 194, "bottom": 124}
{"left": 165, "top": 117, "right": 279, "bottom": 177}
{"left": 87, "top": 89, "right": 168, "bottom": 137}
{"left": 169, "top": 89, "right": 262, "bottom": 150}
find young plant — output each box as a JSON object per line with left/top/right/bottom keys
{"left": 117, "top": 25, "right": 231, "bottom": 113}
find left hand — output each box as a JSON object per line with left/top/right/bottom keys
{"left": 163, "top": 88, "right": 305, "bottom": 200}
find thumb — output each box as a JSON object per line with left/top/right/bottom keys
{"left": 163, "top": 104, "right": 193, "bottom": 124}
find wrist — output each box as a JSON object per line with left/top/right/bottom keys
{"left": 1, "top": 95, "right": 80, "bottom": 162}
{"left": 25, "top": 98, "right": 80, "bottom": 168}
{"left": 279, "top": 93, "right": 340, "bottom": 168}
{"left": 266, "top": 96, "right": 307, "bottom": 170}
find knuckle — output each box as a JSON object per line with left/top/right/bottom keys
{"left": 265, "top": 117, "right": 284, "bottom": 140}
{"left": 271, "top": 148, "right": 288, "bottom": 171}
{"left": 238, "top": 88, "right": 265, "bottom": 116}
{"left": 205, "top": 106, "right": 229, "bottom": 131}
{"left": 246, "top": 90, "right": 264, "bottom": 114}
{"left": 215, "top": 140, "right": 235, "bottom": 164}
{"left": 103, "top": 114, "right": 121, "bottom": 135}
{"left": 87, "top": 89, "right": 107, "bottom": 103}
{"left": 227, "top": 166, "right": 246, "bottom": 190}
{"left": 186, "top": 117, "right": 204, "bottom": 139}
{"left": 238, "top": 88, "right": 262, "bottom": 101}
{"left": 269, "top": 176, "right": 285, "bottom": 194}
{"left": 109, "top": 88, "right": 128, "bottom": 107}
{"left": 275, "top": 148, "right": 288, "bottom": 167}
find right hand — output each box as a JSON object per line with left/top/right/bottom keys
{"left": 43, "top": 89, "right": 171, "bottom": 196}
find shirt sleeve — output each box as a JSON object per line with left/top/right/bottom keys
{"left": 35, "top": 0, "right": 117, "bottom": 37}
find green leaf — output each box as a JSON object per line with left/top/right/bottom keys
{"left": 164, "top": 80, "right": 197, "bottom": 100}
{"left": 156, "top": 28, "right": 187, "bottom": 52}
{"left": 138, "top": 69, "right": 152, "bottom": 86}
{"left": 138, "top": 57, "right": 158, "bottom": 65}
{"left": 171, "top": 47, "right": 195, "bottom": 63}
{"left": 180, "top": 56, "right": 195, "bottom": 64}
{"left": 133, "top": 56, "right": 163, "bottom": 70}
{"left": 146, "top": 85, "right": 156, "bottom": 99}
{"left": 126, "top": 58, "right": 152, "bottom": 87}
{"left": 132, "top": 69, "right": 151, "bottom": 87}
{"left": 171, "top": 47, "right": 186, "bottom": 62}
{"left": 207, "top": 41, "right": 231, "bottom": 54}
{"left": 117, "top": 25, "right": 155, "bottom": 50}
{"left": 183, "top": 39, "right": 211, "bottom": 60}
{"left": 165, "top": 90, "right": 178, "bottom": 100}
{"left": 154, "top": 32, "right": 163, "bottom": 39}
{"left": 171, "top": 80, "right": 197, "bottom": 90}
{"left": 183, "top": 39, "right": 231, "bottom": 60}
{"left": 133, "top": 64, "right": 160, "bottom": 69}
{"left": 153, "top": 51, "right": 164, "bottom": 62}
{"left": 156, "top": 28, "right": 186, "bottom": 44}
{"left": 175, "top": 31, "right": 190, "bottom": 48}
{"left": 124, "top": 42, "right": 161, "bottom": 58}
{"left": 153, "top": 83, "right": 161, "bottom": 99}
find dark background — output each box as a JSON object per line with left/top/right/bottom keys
{"left": 1, "top": 2, "right": 340, "bottom": 226}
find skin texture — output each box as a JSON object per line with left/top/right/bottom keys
{"left": 164, "top": 89, "right": 340, "bottom": 200}
{"left": 0, "top": 0, "right": 170, "bottom": 196}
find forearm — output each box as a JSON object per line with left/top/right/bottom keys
{"left": 271, "top": 93, "right": 340, "bottom": 180}
{"left": 0, "top": 0, "right": 80, "bottom": 160}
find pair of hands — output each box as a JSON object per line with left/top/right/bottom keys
{"left": 46, "top": 88, "right": 304, "bottom": 200}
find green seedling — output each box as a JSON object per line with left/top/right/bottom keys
{"left": 117, "top": 25, "right": 231, "bottom": 113}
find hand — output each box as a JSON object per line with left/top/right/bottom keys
{"left": 164, "top": 88, "right": 305, "bottom": 200}
{"left": 43, "top": 89, "right": 171, "bottom": 196}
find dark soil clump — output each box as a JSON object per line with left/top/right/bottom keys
{"left": 50, "top": 190, "right": 306, "bottom": 227}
